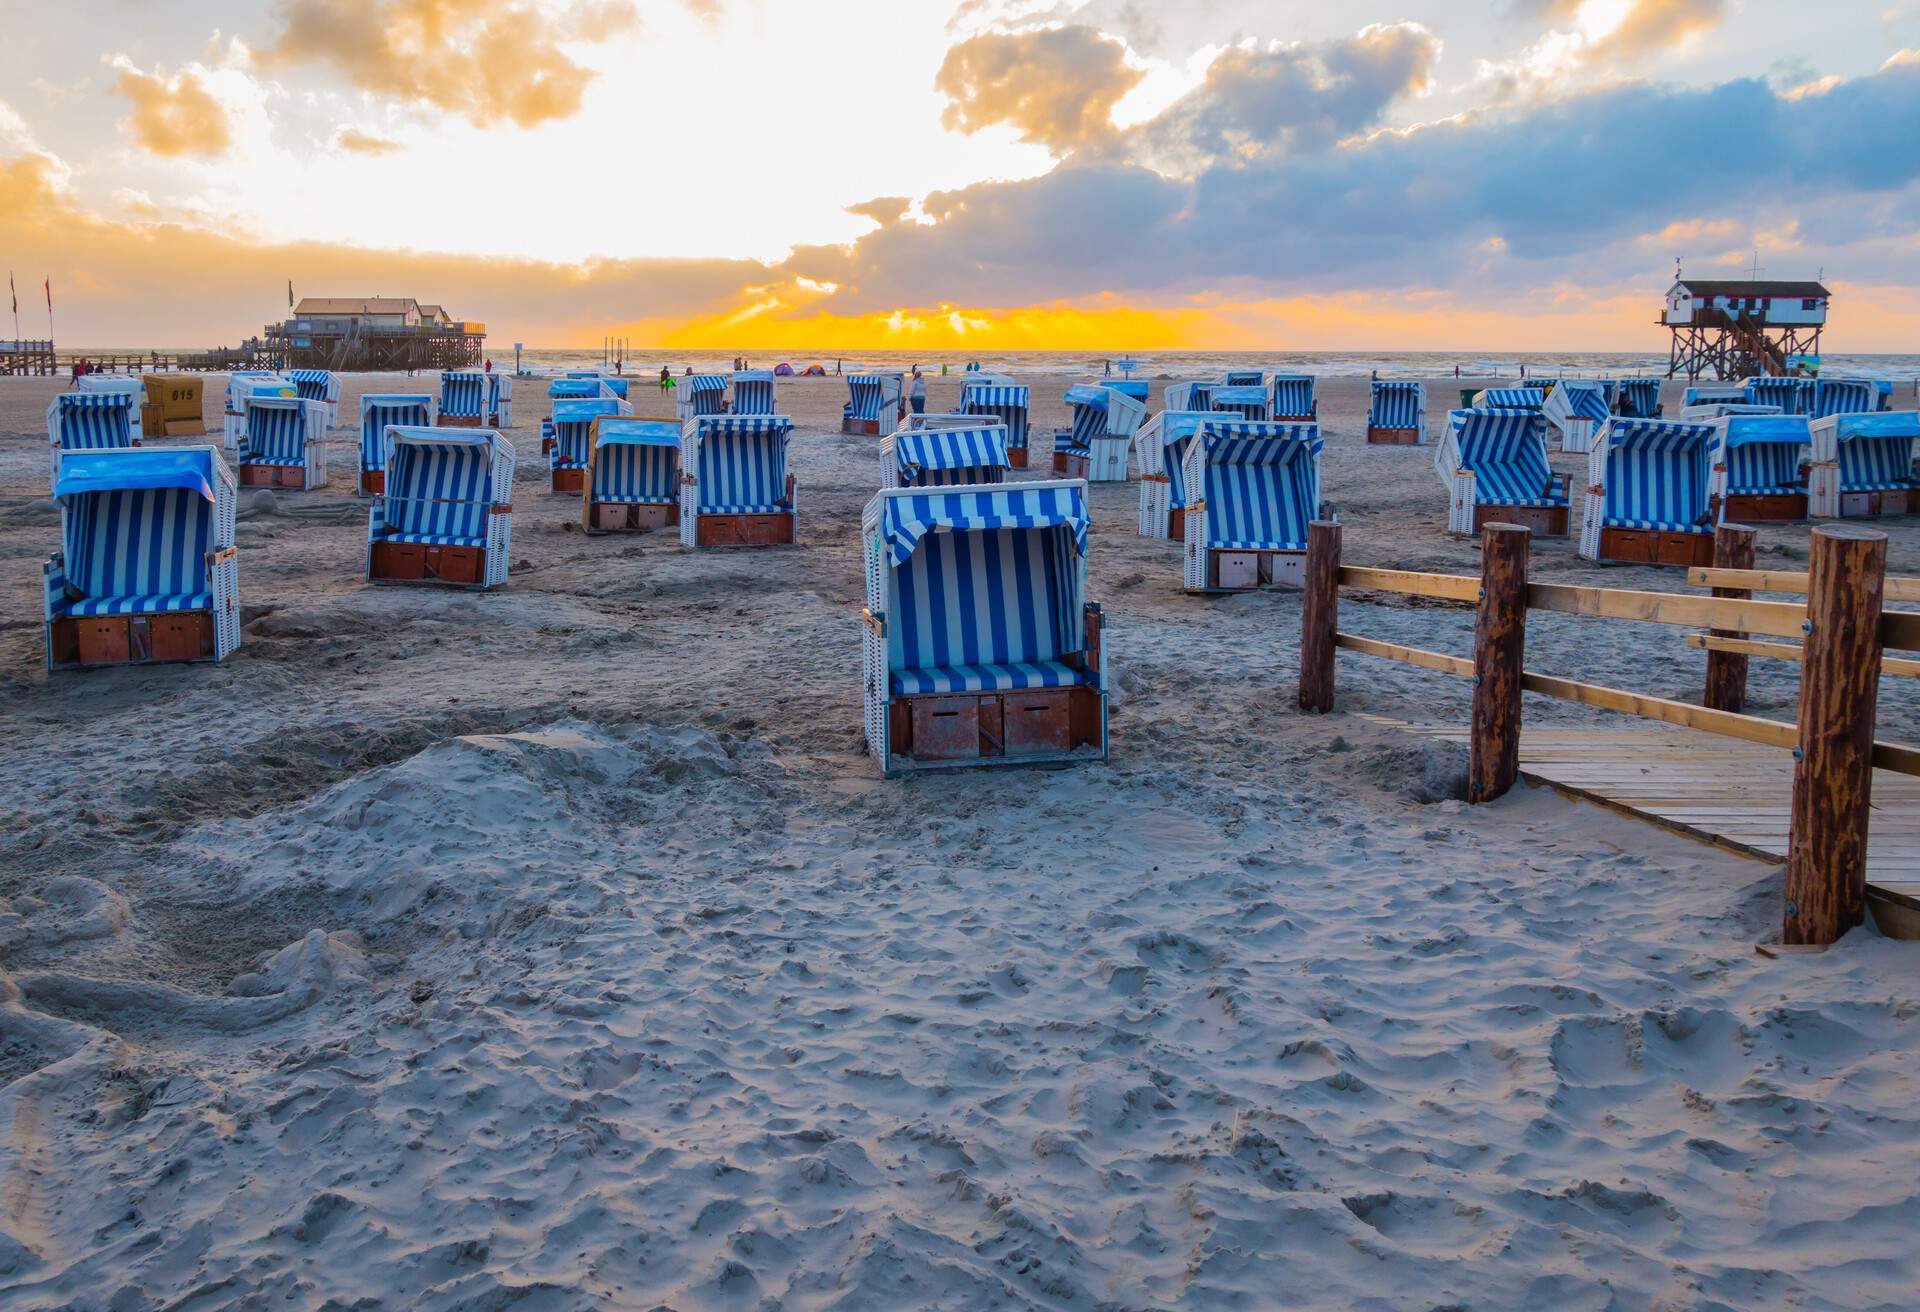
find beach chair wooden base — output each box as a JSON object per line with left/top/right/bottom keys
{"left": 239, "top": 464, "right": 308, "bottom": 489}
{"left": 1473, "top": 504, "right": 1569, "bottom": 536}
{"left": 1273, "top": 413, "right": 1316, "bottom": 424}
{"left": 1595, "top": 527, "right": 1714, "bottom": 567}
{"left": 1055, "top": 452, "right": 1087, "bottom": 477}
{"left": 1166, "top": 507, "right": 1187, "bottom": 539}
{"left": 49, "top": 610, "right": 216, "bottom": 670}
{"left": 1189, "top": 548, "right": 1305, "bottom": 593}
{"left": 842, "top": 418, "right": 882, "bottom": 436}
{"left": 1722, "top": 491, "right": 1808, "bottom": 522}
{"left": 695, "top": 511, "right": 794, "bottom": 547}
{"left": 1838, "top": 489, "right": 1915, "bottom": 518}
{"left": 369, "top": 540, "right": 490, "bottom": 588}
{"left": 541, "top": 436, "right": 554, "bottom": 456}
{"left": 435, "top": 415, "right": 482, "bottom": 429}
{"left": 886, "top": 686, "right": 1103, "bottom": 771}
{"left": 1007, "top": 447, "right": 1029, "bottom": 469}
{"left": 1367, "top": 426, "right": 1420, "bottom": 445}
{"left": 359, "top": 470, "right": 385, "bottom": 497}
{"left": 587, "top": 501, "right": 675, "bottom": 534}
{"left": 551, "top": 467, "right": 585, "bottom": 494}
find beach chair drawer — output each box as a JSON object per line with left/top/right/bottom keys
{"left": 1656, "top": 532, "right": 1712, "bottom": 566}
{"left": 551, "top": 468, "right": 585, "bottom": 494}
{"left": 1004, "top": 690, "right": 1073, "bottom": 756}
{"left": 239, "top": 464, "right": 305, "bottom": 489}
{"left": 149, "top": 612, "right": 213, "bottom": 662}
{"left": 1598, "top": 528, "right": 1656, "bottom": 563}
{"left": 360, "top": 470, "right": 386, "bottom": 496}
{"left": 910, "top": 696, "right": 982, "bottom": 761}
{"left": 75, "top": 616, "right": 131, "bottom": 665}
{"left": 373, "top": 541, "right": 428, "bottom": 579}
{"left": 426, "top": 545, "right": 483, "bottom": 584}
{"left": 1215, "top": 551, "right": 1260, "bottom": 589}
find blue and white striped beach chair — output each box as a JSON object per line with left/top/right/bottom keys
{"left": 549, "top": 397, "right": 632, "bottom": 492}
{"left": 1709, "top": 412, "right": 1811, "bottom": 521}
{"left": 959, "top": 382, "right": 1031, "bottom": 466}
{"left": 1542, "top": 380, "right": 1612, "bottom": 453}
{"left": 45, "top": 446, "right": 239, "bottom": 670}
{"left": 1744, "top": 376, "right": 1811, "bottom": 415}
{"left": 1435, "top": 409, "right": 1568, "bottom": 536}
{"left": 221, "top": 373, "right": 293, "bottom": 455}
{"left": 1054, "top": 384, "right": 1147, "bottom": 481}
{"left": 286, "top": 369, "right": 342, "bottom": 426}
{"left": 881, "top": 423, "right": 1009, "bottom": 489}
{"left": 1164, "top": 380, "right": 1220, "bottom": 413}
{"left": 1613, "top": 378, "right": 1663, "bottom": 419}
{"left": 732, "top": 370, "right": 778, "bottom": 416}
{"left": 860, "top": 480, "right": 1105, "bottom": 773}
{"left": 543, "top": 376, "right": 604, "bottom": 454}
{"left": 1134, "top": 411, "right": 1212, "bottom": 539}
{"left": 1209, "top": 385, "right": 1271, "bottom": 421}
{"left": 584, "top": 417, "right": 682, "bottom": 533}
{"left": 1471, "top": 387, "right": 1546, "bottom": 410}
{"left": 45, "top": 392, "right": 138, "bottom": 490}
{"left": 439, "top": 370, "right": 488, "bottom": 427}
{"left": 1577, "top": 418, "right": 1717, "bottom": 564}
{"left": 1270, "top": 375, "right": 1317, "bottom": 422}
{"left": 1809, "top": 411, "right": 1920, "bottom": 517}
{"left": 842, "top": 374, "right": 904, "bottom": 434}
{"left": 1222, "top": 371, "right": 1264, "bottom": 388}
{"left": 76, "top": 376, "right": 148, "bottom": 441}
{"left": 357, "top": 394, "right": 434, "bottom": 495}
{"left": 486, "top": 372, "right": 513, "bottom": 428}
{"left": 1682, "top": 383, "right": 1747, "bottom": 410}
{"left": 676, "top": 374, "right": 730, "bottom": 420}
{"left": 237, "top": 394, "right": 330, "bottom": 490}
{"left": 680, "top": 415, "right": 797, "bottom": 547}
{"left": 1810, "top": 378, "right": 1876, "bottom": 420}
{"left": 1367, "top": 381, "right": 1426, "bottom": 443}
{"left": 368, "top": 426, "right": 515, "bottom": 589}
{"left": 1182, "top": 420, "right": 1323, "bottom": 590}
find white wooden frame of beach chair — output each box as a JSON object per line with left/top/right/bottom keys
{"left": 438, "top": 370, "right": 489, "bottom": 428}
{"left": 486, "top": 372, "right": 513, "bottom": 429}
{"left": 1134, "top": 411, "right": 1213, "bottom": 539}
{"left": 221, "top": 374, "right": 292, "bottom": 455}
{"left": 1470, "top": 387, "right": 1546, "bottom": 411}
{"left": 549, "top": 397, "right": 632, "bottom": 493}
{"left": 583, "top": 416, "right": 682, "bottom": 534}
{"left": 959, "top": 382, "right": 1032, "bottom": 467}
{"left": 46, "top": 392, "right": 138, "bottom": 491}
{"left": 896, "top": 412, "right": 983, "bottom": 433}
{"left": 1681, "top": 403, "right": 1781, "bottom": 421}
{"left": 1576, "top": 418, "right": 1718, "bottom": 565}
{"left": 860, "top": 480, "right": 1105, "bottom": 774}
{"left": 842, "top": 374, "right": 904, "bottom": 435}
{"left": 1744, "top": 376, "right": 1811, "bottom": 416}
{"left": 1054, "top": 384, "right": 1147, "bottom": 481}
{"left": 731, "top": 370, "right": 779, "bottom": 416}
{"left": 76, "top": 376, "right": 147, "bottom": 441}
{"left": 676, "top": 374, "right": 730, "bottom": 421}
{"left": 1542, "top": 379, "right": 1612, "bottom": 454}
{"left": 236, "top": 394, "right": 330, "bottom": 491}
{"left": 1269, "top": 375, "right": 1317, "bottom": 423}
{"left": 1708, "top": 412, "right": 1812, "bottom": 523}
{"left": 679, "top": 414, "right": 797, "bottom": 548}
{"left": 879, "top": 423, "right": 1009, "bottom": 489}
{"left": 356, "top": 394, "right": 435, "bottom": 496}
{"left": 45, "top": 445, "right": 239, "bottom": 671}
{"left": 1808, "top": 411, "right": 1920, "bottom": 518}
{"left": 1434, "top": 408, "right": 1569, "bottom": 537}
{"left": 1181, "top": 420, "right": 1324, "bottom": 592}
{"left": 368, "top": 426, "right": 514, "bottom": 589}
{"left": 1164, "top": 380, "right": 1222, "bottom": 413}
{"left": 286, "top": 369, "right": 343, "bottom": 427}
{"left": 1810, "top": 378, "right": 1877, "bottom": 420}
{"left": 1613, "top": 378, "right": 1664, "bottom": 420}
{"left": 1367, "top": 381, "right": 1425, "bottom": 444}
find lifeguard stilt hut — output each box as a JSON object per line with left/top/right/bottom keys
{"left": 1662, "top": 278, "right": 1828, "bottom": 381}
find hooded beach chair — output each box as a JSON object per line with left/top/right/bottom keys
{"left": 357, "top": 394, "right": 434, "bottom": 496}
{"left": 1577, "top": 418, "right": 1718, "bottom": 565}
{"left": 1053, "top": 384, "right": 1147, "bottom": 481}
{"left": 543, "top": 377, "right": 604, "bottom": 453}
{"left": 76, "top": 376, "right": 148, "bottom": 441}
{"left": 1367, "top": 381, "right": 1426, "bottom": 444}
{"left": 880, "top": 423, "right": 1009, "bottom": 489}
{"left": 44, "top": 446, "right": 238, "bottom": 670}
{"left": 566, "top": 370, "right": 629, "bottom": 400}
{"left": 549, "top": 397, "right": 633, "bottom": 492}
{"left": 46, "top": 392, "right": 138, "bottom": 490}
{"left": 1104, "top": 380, "right": 1152, "bottom": 416}
{"left": 236, "top": 394, "right": 330, "bottom": 490}
{"left": 1270, "top": 375, "right": 1317, "bottom": 423}
{"left": 1744, "top": 376, "right": 1811, "bottom": 415}
{"left": 860, "top": 481, "right": 1105, "bottom": 773}
{"left": 368, "top": 426, "right": 514, "bottom": 588}
{"left": 583, "top": 417, "right": 682, "bottom": 533}
{"left": 842, "top": 373, "right": 904, "bottom": 435}
{"left": 1809, "top": 411, "right": 1920, "bottom": 517}
{"left": 1164, "top": 381, "right": 1218, "bottom": 412}
{"left": 1810, "top": 378, "right": 1876, "bottom": 420}
{"left": 486, "top": 372, "right": 513, "bottom": 428}
{"left": 1435, "top": 409, "right": 1569, "bottom": 537}
{"left": 286, "top": 369, "right": 342, "bottom": 426}
{"left": 676, "top": 374, "right": 730, "bottom": 420}
{"left": 1709, "top": 413, "right": 1812, "bottom": 522}
{"left": 1681, "top": 403, "right": 1781, "bottom": 421}
{"left": 1134, "top": 411, "right": 1212, "bottom": 539}
{"left": 1222, "top": 370, "right": 1265, "bottom": 388}
{"left": 1471, "top": 387, "right": 1545, "bottom": 410}
{"left": 437, "top": 370, "right": 488, "bottom": 428}
{"left": 732, "top": 370, "right": 778, "bottom": 416}
{"left": 1181, "top": 421, "right": 1324, "bottom": 591}
{"left": 1209, "top": 385, "right": 1271, "bottom": 421}
{"left": 1613, "top": 378, "right": 1663, "bottom": 419}
{"left": 1542, "top": 379, "right": 1612, "bottom": 453}
{"left": 959, "top": 382, "right": 1032, "bottom": 467}
{"left": 680, "top": 414, "right": 797, "bottom": 547}
{"left": 221, "top": 374, "right": 293, "bottom": 454}
{"left": 1682, "top": 383, "right": 1747, "bottom": 410}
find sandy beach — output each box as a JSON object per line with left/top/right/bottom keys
{"left": 3, "top": 371, "right": 1918, "bottom": 1310}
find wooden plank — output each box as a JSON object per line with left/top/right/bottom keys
{"left": 1688, "top": 565, "right": 1920, "bottom": 604}
{"left": 1516, "top": 671, "right": 1801, "bottom": 750}
{"left": 1337, "top": 565, "right": 1480, "bottom": 603}
{"left": 1525, "top": 582, "right": 1809, "bottom": 640}
{"left": 1334, "top": 632, "right": 1474, "bottom": 677}
{"left": 1682, "top": 632, "right": 1920, "bottom": 678}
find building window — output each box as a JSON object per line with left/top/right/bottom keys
{"left": 1802, "top": 298, "right": 1821, "bottom": 311}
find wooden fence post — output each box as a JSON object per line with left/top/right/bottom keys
{"left": 1785, "top": 524, "right": 1887, "bottom": 945}
{"left": 1704, "top": 523, "right": 1757, "bottom": 712}
{"left": 1298, "top": 520, "right": 1341, "bottom": 713}
{"left": 1469, "top": 523, "right": 1531, "bottom": 803}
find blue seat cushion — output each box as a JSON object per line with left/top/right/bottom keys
{"left": 891, "top": 659, "right": 1087, "bottom": 696}
{"left": 700, "top": 503, "right": 789, "bottom": 515}
{"left": 242, "top": 456, "right": 305, "bottom": 466}
{"left": 381, "top": 531, "right": 486, "bottom": 547}
{"left": 63, "top": 591, "right": 212, "bottom": 617}
{"left": 1841, "top": 479, "right": 1919, "bottom": 492}
{"left": 1209, "top": 538, "right": 1309, "bottom": 551}
{"left": 1603, "top": 517, "right": 1709, "bottom": 532}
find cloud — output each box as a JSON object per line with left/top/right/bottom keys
{"left": 112, "top": 60, "right": 234, "bottom": 156}
{"left": 934, "top": 25, "right": 1142, "bottom": 153}
{"left": 1508, "top": 0, "right": 1728, "bottom": 62}
{"left": 258, "top": 0, "right": 639, "bottom": 129}
{"left": 334, "top": 126, "right": 404, "bottom": 154}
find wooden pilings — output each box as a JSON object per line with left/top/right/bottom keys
{"left": 1469, "top": 524, "right": 1531, "bottom": 804}
{"left": 1298, "top": 520, "right": 1341, "bottom": 713}
{"left": 1704, "top": 524, "right": 1757, "bottom": 713}
{"left": 1785, "top": 525, "right": 1888, "bottom": 946}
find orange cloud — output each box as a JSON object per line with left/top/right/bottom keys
{"left": 936, "top": 26, "right": 1142, "bottom": 154}
{"left": 1516, "top": 0, "right": 1727, "bottom": 62}
{"left": 334, "top": 127, "right": 403, "bottom": 154}
{"left": 113, "top": 62, "right": 232, "bottom": 157}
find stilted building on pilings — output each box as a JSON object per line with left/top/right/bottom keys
{"left": 263, "top": 298, "right": 485, "bottom": 371}
{"left": 1, "top": 339, "right": 57, "bottom": 376}
{"left": 1662, "top": 278, "right": 1828, "bottom": 381}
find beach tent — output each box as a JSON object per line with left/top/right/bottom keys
{"left": 680, "top": 414, "right": 797, "bottom": 547}
{"left": 45, "top": 392, "right": 137, "bottom": 490}
{"left": 549, "top": 396, "right": 633, "bottom": 492}
{"left": 1613, "top": 378, "right": 1663, "bottom": 419}
{"left": 732, "top": 370, "right": 779, "bottom": 416}
{"left": 860, "top": 480, "right": 1105, "bottom": 773}
{"left": 1577, "top": 418, "right": 1717, "bottom": 565}
{"left": 486, "top": 372, "right": 513, "bottom": 428}
{"left": 76, "top": 376, "right": 148, "bottom": 441}
{"left": 45, "top": 446, "right": 238, "bottom": 670}
{"left": 1054, "top": 384, "right": 1147, "bottom": 481}
{"left": 842, "top": 374, "right": 904, "bottom": 434}
{"left": 236, "top": 393, "right": 330, "bottom": 490}
{"left": 221, "top": 373, "right": 293, "bottom": 455}
{"left": 1134, "top": 410, "right": 1212, "bottom": 539}
{"left": 1744, "top": 376, "right": 1811, "bottom": 415}
{"left": 1709, "top": 412, "right": 1812, "bottom": 522}
{"left": 800, "top": 365, "right": 826, "bottom": 377}
{"left": 1810, "top": 378, "right": 1877, "bottom": 419}
{"left": 959, "top": 382, "right": 1031, "bottom": 467}
{"left": 1471, "top": 387, "right": 1546, "bottom": 410}
{"left": 1270, "top": 374, "right": 1317, "bottom": 422}
{"left": 1209, "top": 385, "right": 1271, "bottom": 421}
{"left": 1809, "top": 411, "right": 1920, "bottom": 517}
{"left": 286, "top": 369, "right": 342, "bottom": 426}
{"left": 1182, "top": 420, "right": 1324, "bottom": 591}
{"left": 880, "top": 423, "right": 1009, "bottom": 489}
{"left": 1435, "top": 409, "right": 1568, "bottom": 537}
{"left": 773, "top": 363, "right": 795, "bottom": 377}
{"left": 583, "top": 416, "right": 681, "bottom": 534}
{"left": 357, "top": 394, "right": 434, "bottom": 496}
{"left": 1367, "top": 380, "right": 1426, "bottom": 444}
{"left": 1542, "top": 379, "right": 1612, "bottom": 453}
{"left": 368, "top": 426, "right": 515, "bottom": 589}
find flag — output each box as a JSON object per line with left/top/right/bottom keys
{"left": 44, "top": 277, "right": 51, "bottom": 312}
{"left": 288, "top": 279, "right": 294, "bottom": 310}
{"left": 9, "top": 272, "right": 15, "bottom": 317}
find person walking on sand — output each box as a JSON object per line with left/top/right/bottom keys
{"left": 910, "top": 365, "right": 926, "bottom": 416}
{"left": 484, "top": 358, "right": 492, "bottom": 373}
{"left": 659, "top": 365, "right": 672, "bottom": 394}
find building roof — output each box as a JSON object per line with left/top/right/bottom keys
{"left": 418, "top": 304, "right": 447, "bottom": 321}
{"left": 294, "top": 297, "right": 421, "bottom": 316}
{"left": 1672, "top": 279, "right": 1831, "bottom": 298}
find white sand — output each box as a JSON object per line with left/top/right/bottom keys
{"left": 1, "top": 372, "right": 1917, "bottom": 1310}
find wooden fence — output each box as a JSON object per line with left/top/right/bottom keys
{"left": 1298, "top": 519, "right": 1920, "bottom": 947}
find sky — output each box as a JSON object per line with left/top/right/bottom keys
{"left": 1, "top": 0, "right": 1918, "bottom": 351}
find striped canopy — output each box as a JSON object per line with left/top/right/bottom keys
{"left": 1474, "top": 388, "right": 1545, "bottom": 410}
{"left": 360, "top": 395, "right": 433, "bottom": 473}
{"left": 242, "top": 397, "right": 311, "bottom": 465}
{"left": 549, "top": 378, "right": 602, "bottom": 399}
{"left": 1684, "top": 384, "right": 1748, "bottom": 408}
{"left": 1222, "top": 371, "right": 1264, "bottom": 387}
{"left": 1615, "top": 379, "right": 1662, "bottom": 418}
{"left": 1599, "top": 419, "right": 1715, "bottom": 531}
{"left": 1150, "top": 412, "right": 1214, "bottom": 509}
{"left": 733, "top": 371, "right": 778, "bottom": 415}
{"left": 1810, "top": 379, "right": 1876, "bottom": 419}
{"left": 1210, "top": 385, "right": 1270, "bottom": 419}
{"left": 287, "top": 369, "right": 333, "bottom": 402}
{"left": 1370, "top": 381, "right": 1422, "bottom": 428}
{"left": 441, "top": 371, "right": 486, "bottom": 418}
{"left": 1449, "top": 409, "right": 1564, "bottom": 507}
{"left": 1554, "top": 381, "right": 1611, "bottom": 422}
{"left": 1104, "top": 380, "right": 1150, "bottom": 406}
{"left": 552, "top": 398, "right": 625, "bottom": 470}
{"left": 380, "top": 427, "right": 504, "bottom": 545}
{"left": 845, "top": 374, "right": 901, "bottom": 422}
{"left": 960, "top": 384, "right": 1030, "bottom": 447}
{"left": 1744, "top": 377, "right": 1810, "bottom": 414}
{"left": 591, "top": 419, "right": 680, "bottom": 504}
{"left": 693, "top": 415, "right": 793, "bottom": 513}
{"left": 880, "top": 483, "right": 1088, "bottom": 567}
{"left": 1682, "top": 403, "right": 1781, "bottom": 420}
{"left": 686, "top": 374, "right": 727, "bottom": 393}
{"left": 890, "top": 425, "right": 1009, "bottom": 486}
{"left": 1716, "top": 414, "right": 1810, "bottom": 494}
{"left": 1822, "top": 412, "right": 1920, "bottom": 491}
{"left": 51, "top": 393, "right": 135, "bottom": 453}
{"left": 1197, "top": 422, "right": 1321, "bottom": 550}
{"left": 1059, "top": 386, "right": 1111, "bottom": 453}
{"left": 55, "top": 447, "right": 216, "bottom": 501}
{"left": 1270, "top": 375, "right": 1316, "bottom": 417}
{"left": 56, "top": 448, "right": 219, "bottom": 616}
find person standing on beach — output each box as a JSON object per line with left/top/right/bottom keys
{"left": 910, "top": 366, "right": 926, "bottom": 415}
{"left": 659, "top": 366, "right": 671, "bottom": 393}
